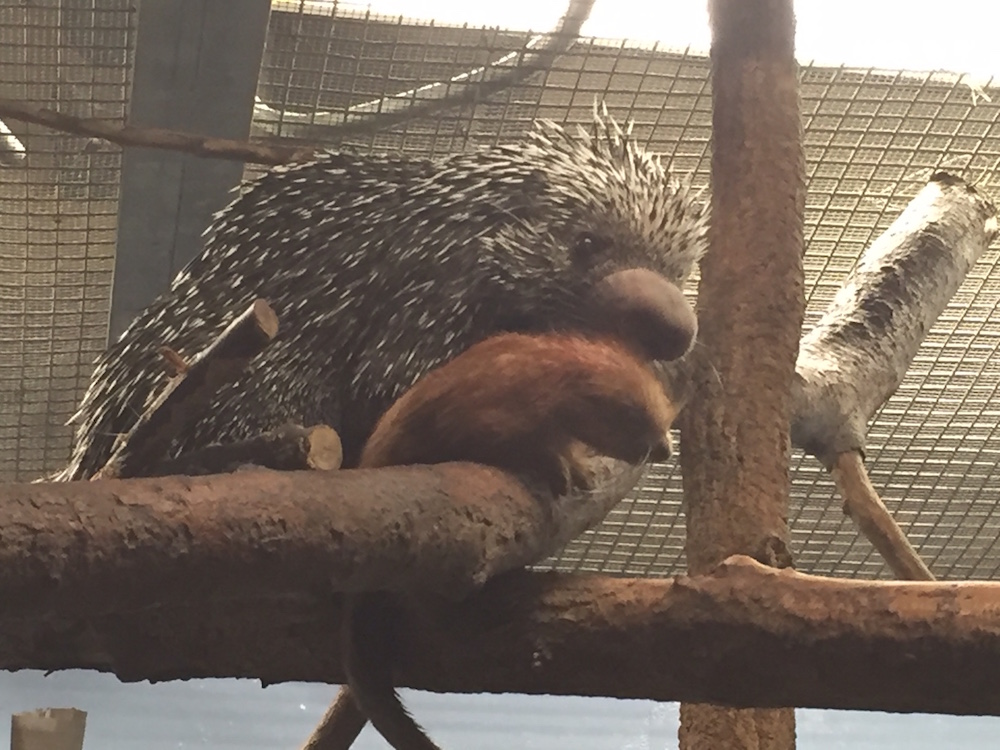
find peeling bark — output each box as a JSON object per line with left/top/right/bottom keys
{"left": 792, "top": 173, "right": 998, "bottom": 467}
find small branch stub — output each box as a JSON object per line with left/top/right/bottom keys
{"left": 158, "top": 346, "right": 190, "bottom": 377}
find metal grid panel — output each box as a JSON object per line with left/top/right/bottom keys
{"left": 0, "top": 0, "right": 135, "bottom": 481}
{"left": 6, "top": 1, "right": 1000, "bottom": 583}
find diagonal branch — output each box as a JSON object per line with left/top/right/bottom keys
{"left": 792, "top": 172, "right": 998, "bottom": 579}
{"left": 832, "top": 451, "right": 934, "bottom": 580}
{"left": 93, "top": 299, "right": 279, "bottom": 480}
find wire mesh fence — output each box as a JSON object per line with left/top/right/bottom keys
{"left": 3, "top": 0, "right": 1000, "bottom": 581}
{"left": 0, "top": 0, "right": 134, "bottom": 481}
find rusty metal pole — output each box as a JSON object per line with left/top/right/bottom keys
{"left": 678, "top": 0, "right": 805, "bottom": 748}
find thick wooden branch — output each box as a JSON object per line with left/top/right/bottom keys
{"left": 791, "top": 175, "right": 996, "bottom": 580}
{"left": 1, "top": 465, "right": 581, "bottom": 618}
{"left": 94, "top": 299, "right": 279, "bottom": 480}
{"left": 4, "top": 555, "right": 1000, "bottom": 716}
{"left": 682, "top": 0, "right": 803, "bottom": 745}
{"left": 792, "top": 173, "right": 998, "bottom": 467}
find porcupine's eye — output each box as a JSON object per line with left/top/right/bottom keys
{"left": 571, "top": 231, "right": 605, "bottom": 266}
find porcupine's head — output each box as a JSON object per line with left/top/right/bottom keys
{"left": 476, "top": 104, "right": 708, "bottom": 364}
{"left": 51, "top": 103, "right": 708, "bottom": 481}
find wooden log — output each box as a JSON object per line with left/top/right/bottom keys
{"left": 679, "top": 0, "right": 804, "bottom": 747}
{"left": 148, "top": 423, "right": 344, "bottom": 476}
{"left": 793, "top": 172, "right": 998, "bottom": 467}
{"left": 792, "top": 173, "right": 997, "bottom": 581}
{"left": 93, "top": 299, "right": 279, "bottom": 480}
{"left": 4, "top": 556, "right": 1000, "bottom": 716}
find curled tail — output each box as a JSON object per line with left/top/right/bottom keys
{"left": 342, "top": 593, "right": 442, "bottom": 750}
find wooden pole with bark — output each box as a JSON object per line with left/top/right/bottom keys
{"left": 678, "top": 0, "right": 804, "bottom": 748}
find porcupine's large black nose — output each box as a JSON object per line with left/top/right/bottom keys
{"left": 594, "top": 268, "right": 698, "bottom": 362}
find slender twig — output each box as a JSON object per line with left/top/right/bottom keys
{"left": 0, "top": 98, "right": 319, "bottom": 166}
{"left": 832, "top": 450, "right": 935, "bottom": 581}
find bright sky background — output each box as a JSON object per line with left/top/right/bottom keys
{"left": 337, "top": 0, "right": 1000, "bottom": 81}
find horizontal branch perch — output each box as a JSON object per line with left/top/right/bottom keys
{"left": 0, "top": 460, "right": 643, "bottom": 619}
{"left": 4, "top": 555, "right": 1000, "bottom": 716}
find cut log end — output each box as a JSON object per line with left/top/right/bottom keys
{"left": 305, "top": 425, "right": 344, "bottom": 471}
{"left": 250, "top": 298, "right": 279, "bottom": 339}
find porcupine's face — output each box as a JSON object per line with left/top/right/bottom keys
{"left": 482, "top": 110, "right": 710, "bottom": 364}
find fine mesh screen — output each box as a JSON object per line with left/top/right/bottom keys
{"left": 4, "top": 0, "right": 1000, "bottom": 583}
{"left": 0, "top": 0, "right": 134, "bottom": 481}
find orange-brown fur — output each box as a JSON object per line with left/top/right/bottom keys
{"left": 342, "top": 332, "right": 679, "bottom": 750}
{"left": 359, "top": 332, "right": 677, "bottom": 494}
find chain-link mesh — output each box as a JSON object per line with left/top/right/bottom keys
{"left": 4, "top": 0, "right": 1000, "bottom": 582}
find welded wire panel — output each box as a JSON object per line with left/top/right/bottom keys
{"left": 0, "top": 0, "right": 135, "bottom": 481}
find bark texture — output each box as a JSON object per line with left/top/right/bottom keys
{"left": 4, "top": 556, "right": 1000, "bottom": 716}
{"left": 679, "top": 0, "right": 805, "bottom": 747}
{"left": 793, "top": 173, "right": 998, "bottom": 467}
